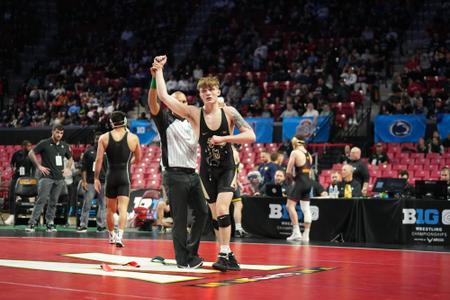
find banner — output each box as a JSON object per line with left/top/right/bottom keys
{"left": 374, "top": 115, "right": 426, "bottom": 143}
{"left": 129, "top": 119, "right": 158, "bottom": 145}
{"left": 234, "top": 117, "right": 273, "bottom": 143}
{"left": 282, "top": 116, "right": 331, "bottom": 142}
{"left": 401, "top": 199, "right": 450, "bottom": 245}
{"left": 242, "top": 196, "right": 352, "bottom": 241}
{"left": 437, "top": 114, "right": 450, "bottom": 140}
{"left": 243, "top": 196, "right": 450, "bottom": 245}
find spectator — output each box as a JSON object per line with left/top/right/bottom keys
{"left": 398, "top": 170, "right": 415, "bottom": 198}
{"left": 369, "top": 143, "right": 389, "bottom": 165}
{"left": 348, "top": 147, "right": 369, "bottom": 196}
{"left": 326, "top": 171, "right": 342, "bottom": 197}
{"left": 439, "top": 167, "right": 450, "bottom": 200}
{"left": 302, "top": 102, "right": 319, "bottom": 118}
{"left": 417, "top": 137, "right": 429, "bottom": 154}
{"left": 429, "top": 136, "right": 444, "bottom": 154}
{"left": 261, "top": 169, "right": 288, "bottom": 197}
{"left": 246, "top": 171, "right": 263, "bottom": 196}
{"left": 280, "top": 102, "right": 299, "bottom": 119}
{"left": 258, "top": 151, "right": 278, "bottom": 185}
{"left": 275, "top": 150, "right": 287, "bottom": 171}
{"left": 338, "top": 164, "right": 362, "bottom": 198}
{"left": 339, "top": 145, "right": 351, "bottom": 164}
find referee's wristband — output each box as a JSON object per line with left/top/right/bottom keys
{"left": 150, "top": 78, "right": 157, "bottom": 89}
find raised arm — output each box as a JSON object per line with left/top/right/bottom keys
{"left": 153, "top": 56, "right": 196, "bottom": 120}
{"left": 148, "top": 68, "right": 160, "bottom": 116}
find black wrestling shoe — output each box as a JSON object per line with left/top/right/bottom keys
{"left": 188, "top": 256, "right": 204, "bottom": 269}
{"left": 212, "top": 253, "right": 229, "bottom": 272}
{"left": 227, "top": 252, "right": 241, "bottom": 271}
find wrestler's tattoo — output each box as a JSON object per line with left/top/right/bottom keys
{"left": 230, "top": 107, "right": 251, "bottom": 130}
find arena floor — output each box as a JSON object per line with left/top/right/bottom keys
{"left": 0, "top": 227, "right": 449, "bottom": 300}
{"left": 0, "top": 226, "right": 450, "bottom": 300}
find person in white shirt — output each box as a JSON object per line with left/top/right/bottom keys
{"left": 280, "top": 102, "right": 299, "bottom": 118}
{"left": 302, "top": 102, "right": 319, "bottom": 118}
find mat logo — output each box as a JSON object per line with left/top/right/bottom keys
{"left": 268, "top": 204, "right": 319, "bottom": 221}
{"left": 402, "top": 209, "right": 450, "bottom": 225}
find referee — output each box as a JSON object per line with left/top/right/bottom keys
{"left": 148, "top": 68, "right": 208, "bottom": 269}
{"left": 26, "top": 125, "right": 73, "bottom": 232}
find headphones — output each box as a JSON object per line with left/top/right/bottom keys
{"left": 110, "top": 116, "right": 128, "bottom": 129}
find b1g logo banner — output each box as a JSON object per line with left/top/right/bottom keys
{"left": 402, "top": 208, "right": 450, "bottom": 245}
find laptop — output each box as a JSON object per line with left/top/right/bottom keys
{"left": 415, "top": 180, "right": 448, "bottom": 200}
{"left": 373, "top": 177, "right": 407, "bottom": 194}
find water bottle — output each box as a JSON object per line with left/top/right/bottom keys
{"left": 333, "top": 186, "right": 339, "bottom": 198}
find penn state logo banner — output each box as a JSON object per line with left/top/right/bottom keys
{"left": 374, "top": 115, "right": 426, "bottom": 143}
{"left": 282, "top": 116, "right": 331, "bottom": 142}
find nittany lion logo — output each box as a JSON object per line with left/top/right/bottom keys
{"left": 390, "top": 120, "right": 412, "bottom": 137}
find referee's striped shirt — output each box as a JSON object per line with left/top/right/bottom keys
{"left": 151, "top": 109, "right": 197, "bottom": 169}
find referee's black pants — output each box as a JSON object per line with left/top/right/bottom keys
{"left": 163, "top": 170, "right": 208, "bottom": 266}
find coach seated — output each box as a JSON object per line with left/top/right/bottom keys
{"left": 337, "top": 164, "right": 362, "bottom": 198}
{"left": 261, "top": 169, "right": 288, "bottom": 197}
{"left": 397, "top": 170, "right": 415, "bottom": 198}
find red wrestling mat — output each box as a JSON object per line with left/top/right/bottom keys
{"left": 0, "top": 237, "right": 449, "bottom": 300}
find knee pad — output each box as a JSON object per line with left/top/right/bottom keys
{"left": 212, "top": 219, "right": 219, "bottom": 230}
{"left": 300, "top": 201, "right": 312, "bottom": 223}
{"left": 217, "top": 214, "right": 231, "bottom": 228}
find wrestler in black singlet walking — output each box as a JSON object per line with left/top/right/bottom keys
{"left": 105, "top": 131, "right": 132, "bottom": 198}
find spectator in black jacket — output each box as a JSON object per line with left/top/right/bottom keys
{"left": 369, "top": 143, "right": 389, "bottom": 165}
{"left": 348, "top": 147, "right": 369, "bottom": 196}
{"left": 397, "top": 170, "right": 415, "bottom": 198}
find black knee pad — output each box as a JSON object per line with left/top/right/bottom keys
{"left": 217, "top": 214, "right": 231, "bottom": 228}
{"left": 212, "top": 219, "right": 219, "bottom": 230}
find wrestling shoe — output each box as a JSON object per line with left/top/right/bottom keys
{"left": 46, "top": 224, "right": 57, "bottom": 232}
{"left": 25, "top": 224, "right": 35, "bottom": 232}
{"left": 108, "top": 232, "right": 116, "bottom": 244}
{"left": 188, "top": 256, "right": 204, "bottom": 269}
{"left": 227, "top": 252, "right": 241, "bottom": 271}
{"left": 76, "top": 226, "right": 88, "bottom": 233}
{"left": 286, "top": 232, "right": 302, "bottom": 241}
{"left": 212, "top": 253, "right": 229, "bottom": 272}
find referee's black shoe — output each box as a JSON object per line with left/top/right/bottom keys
{"left": 212, "top": 253, "right": 229, "bottom": 272}
{"left": 227, "top": 252, "right": 241, "bottom": 271}
{"left": 188, "top": 256, "right": 204, "bottom": 269}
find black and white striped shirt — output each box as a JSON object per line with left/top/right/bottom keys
{"left": 151, "top": 109, "right": 197, "bottom": 169}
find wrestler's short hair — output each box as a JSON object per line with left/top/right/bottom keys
{"left": 197, "top": 76, "right": 220, "bottom": 90}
